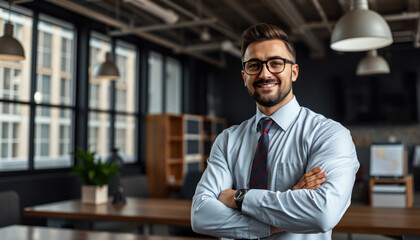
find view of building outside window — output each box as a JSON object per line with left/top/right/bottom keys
{"left": 148, "top": 51, "right": 163, "bottom": 114}
{"left": 148, "top": 52, "right": 182, "bottom": 114}
{"left": 115, "top": 41, "right": 136, "bottom": 163}
{"left": 0, "top": 8, "right": 32, "bottom": 171}
{"left": 88, "top": 111, "right": 110, "bottom": 159}
{"left": 88, "top": 35, "right": 137, "bottom": 163}
{"left": 34, "top": 15, "right": 75, "bottom": 169}
{"left": 89, "top": 34, "right": 111, "bottom": 158}
{"left": 0, "top": 5, "right": 151, "bottom": 171}
{"left": 165, "top": 57, "right": 181, "bottom": 114}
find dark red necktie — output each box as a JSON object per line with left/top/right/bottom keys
{"left": 249, "top": 117, "right": 273, "bottom": 189}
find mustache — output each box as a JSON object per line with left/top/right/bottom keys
{"left": 253, "top": 79, "right": 280, "bottom": 87}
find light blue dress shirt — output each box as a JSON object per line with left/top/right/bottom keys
{"left": 191, "top": 96, "right": 360, "bottom": 240}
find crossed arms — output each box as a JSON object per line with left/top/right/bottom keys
{"left": 217, "top": 167, "right": 327, "bottom": 234}
{"left": 191, "top": 128, "right": 359, "bottom": 239}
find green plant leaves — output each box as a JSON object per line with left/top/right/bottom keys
{"left": 70, "top": 146, "right": 120, "bottom": 187}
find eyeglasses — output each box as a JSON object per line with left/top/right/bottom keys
{"left": 242, "top": 57, "right": 295, "bottom": 75}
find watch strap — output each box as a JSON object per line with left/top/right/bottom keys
{"left": 234, "top": 189, "right": 248, "bottom": 211}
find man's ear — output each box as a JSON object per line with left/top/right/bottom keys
{"left": 291, "top": 64, "right": 299, "bottom": 82}
{"left": 241, "top": 70, "right": 247, "bottom": 86}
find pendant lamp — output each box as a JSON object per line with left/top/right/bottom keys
{"left": 331, "top": 0, "right": 393, "bottom": 52}
{"left": 0, "top": 2, "right": 25, "bottom": 62}
{"left": 93, "top": 52, "right": 119, "bottom": 80}
{"left": 356, "top": 49, "right": 390, "bottom": 76}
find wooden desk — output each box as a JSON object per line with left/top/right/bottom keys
{"left": 24, "top": 197, "right": 191, "bottom": 226}
{"left": 24, "top": 198, "right": 420, "bottom": 237}
{"left": 334, "top": 205, "right": 420, "bottom": 236}
{"left": 0, "top": 225, "right": 212, "bottom": 240}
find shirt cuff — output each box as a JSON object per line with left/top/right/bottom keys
{"left": 242, "top": 189, "right": 271, "bottom": 237}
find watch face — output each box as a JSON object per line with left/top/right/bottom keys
{"left": 234, "top": 189, "right": 247, "bottom": 200}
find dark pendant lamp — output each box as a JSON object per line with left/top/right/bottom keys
{"left": 93, "top": 52, "right": 119, "bottom": 80}
{"left": 356, "top": 49, "right": 390, "bottom": 76}
{"left": 0, "top": 2, "right": 25, "bottom": 61}
{"left": 331, "top": 0, "right": 393, "bottom": 52}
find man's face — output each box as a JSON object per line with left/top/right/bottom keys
{"left": 241, "top": 39, "right": 299, "bottom": 111}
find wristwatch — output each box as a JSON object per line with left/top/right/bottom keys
{"left": 234, "top": 189, "right": 249, "bottom": 210}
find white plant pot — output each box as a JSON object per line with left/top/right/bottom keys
{"left": 81, "top": 185, "right": 108, "bottom": 205}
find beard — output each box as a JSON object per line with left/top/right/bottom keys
{"left": 248, "top": 76, "right": 292, "bottom": 107}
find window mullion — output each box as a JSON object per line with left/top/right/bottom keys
{"left": 28, "top": 10, "right": 40, "bottom": 171}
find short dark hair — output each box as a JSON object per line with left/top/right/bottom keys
{"left": 241, "top": 23, "right": 296, "bottom": 62}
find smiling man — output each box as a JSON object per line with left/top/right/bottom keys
{"left": 191, "top": 23, "right": 359, "bottom": 240}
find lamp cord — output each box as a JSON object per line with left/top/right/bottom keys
{"left": 8, "top": 0, "right": 11, "bottom": 23}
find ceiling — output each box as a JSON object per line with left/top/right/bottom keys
{"left": 47, "top": 0, "right": 420, "bottom": 67}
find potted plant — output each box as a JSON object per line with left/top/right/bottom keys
{"left": 70, "top": 146, "right": 119, "bottom": 204}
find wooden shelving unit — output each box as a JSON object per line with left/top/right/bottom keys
{"left": 146, "top": 114, "right": 226, "bottom": 198}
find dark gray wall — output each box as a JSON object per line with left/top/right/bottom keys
{"left": 212, "top": 42, "right": 420, "bottom": 127}
{"left": 0, "top": 173, "right": 80, "bottom": 225}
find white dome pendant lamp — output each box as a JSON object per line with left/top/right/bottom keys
{"left": 356, "top": 49, "right": 390, "bottom": 76}
{"left": 331, "top": 0, "right": 393, "bottom": 52}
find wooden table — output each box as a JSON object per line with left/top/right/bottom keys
{"left": 334, "top": 205, "right": 420, "bottom": 236}
{"left": 0, "top": 225, "right": 213, "bottom": 240}
{"left": 24, "top": 198, "right": 420, "bottom": 236}
{"left": 24, "top": 197, "right": 191, "bottom": 226}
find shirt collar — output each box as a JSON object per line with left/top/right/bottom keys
{"left": 254, "top": 96, "right": 301, "bottom": 132}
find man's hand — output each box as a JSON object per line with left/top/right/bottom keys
{"left": 218, "top": 189, "right": 237, "bottom": 209}
{"left": 218, "top": 167, "right": 326, "bottom": 236}
{"left": 292, "top": 166, "right": 327, "bottom": 190}
{"left": 218, "top": 167, "right": 326, "bottom": 208}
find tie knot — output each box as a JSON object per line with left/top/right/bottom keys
{"left": 259, "top": 117, "right": 273, "bottom": 133}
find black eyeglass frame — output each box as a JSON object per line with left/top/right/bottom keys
{"left": 242, "top": 57, "right": 295, "bottom": 75}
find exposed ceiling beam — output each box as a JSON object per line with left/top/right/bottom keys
{"left": 48, "top": 0, "right": 226, "bottom": 67}
{"left": 49, "top": 0, "right": 126, "bottom": 28}
{"left": 159, "top": 0, "right": 198, "bottom": 20}
{"left": 10, "top": 0, "right": 33, "bottom": 4}
{"left": 298, "top": 12, "right": 419, "bottom": 29}
{"left": 383, "top": 11, "right": 419, "bottom": 21}
{"left": 415, "top": 15, "right": 420, "bottom": 47}
{"left": 92, "top": 0, "right": 188, "bottom": 41}
{"left": 157, "top": 0, "right": 239, "bottom": 42}
{"left": 261, "top": 0, "right": 325, "bottom": 58}
{"left": 158, "top": 0, "right": 241, "bottom": 42}
{"left": 110, "top": 18, "right": 217, "bottom": 36}
{"left": 183, "top": 40, "right": 241, "bottom": 58}
{"left": 221, "top": 0, "right": 259, "bottom": 25}
{"left": 311, "top": 0, "right": 332, "bottom": 33}
{"left": 182, "top": 0, "right": 241, "bottom": 41}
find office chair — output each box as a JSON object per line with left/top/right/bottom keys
{"left": 0, "top": 191, "right": 20, "bottom": 227}
{"left": 169, "top": 170, "right": 208, "bottom": 237}
{"left": 174, "top": 170, "right": 203, "bottom": 199}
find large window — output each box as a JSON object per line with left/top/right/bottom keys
{"left": 0, "top": 103, "right": 29, "bottom": 170}
{"left": 37, "top": 30, "right": 52, "bottom": 68}
{"left": 148, "top": 51, "right": 182, "bottom": 114}
{"left": 88, "top": 33, "right": 111, "bottom": 158}
{"left": 0, "top": 2, "right": 151, "bottom": 172}
{"left": 88, "top": 35, "right": 137, "bottom": 163}
{"left": 148, "top": 51, "right": 163, "bottom": 113}
{"left": 0, "top": 5, "right": 32, "bottom": 171}
{"left": 33, "top": 15, "right": 75, "bottom": 169}
{"left": 165, "top": 57, "right": 182, "bottom": 114}
{"left": 115, "top": 41, "right": 137, "bottom": 163}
